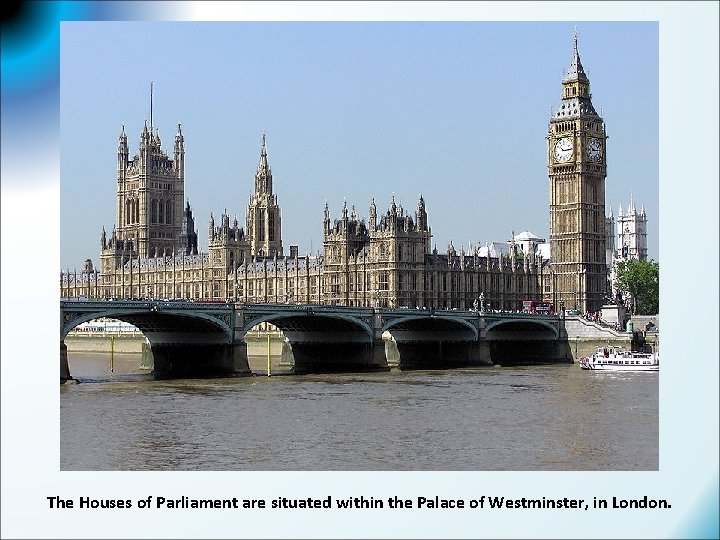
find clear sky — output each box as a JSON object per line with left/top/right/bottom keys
{"left": 60, "top": 21, "right": 659, "bottom": 269}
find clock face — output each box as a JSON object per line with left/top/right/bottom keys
{"left": 587, "top": 138, "right": 603, "bottom": 161}
{"left": 553, "top": 137, "right": 574, "bottom": 162}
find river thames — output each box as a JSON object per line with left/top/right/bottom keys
{"left": 61, "top": 352, "right": 658, "bottom": 471}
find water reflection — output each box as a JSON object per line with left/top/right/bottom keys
{"left": 61, "top": 352, "right": 658, "bottom": 471}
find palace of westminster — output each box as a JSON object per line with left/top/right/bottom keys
{"left": 60, "top": 35, "right": 648, "bottom": 314}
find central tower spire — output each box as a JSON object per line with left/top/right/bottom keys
{"left": 150, "top": 81, "right": 154, "bottom": 132}
{"left": 247, "top": 134, "right": 282, "bottom": 257}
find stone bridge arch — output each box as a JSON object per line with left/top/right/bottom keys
{"left": 61, "top": 306, "right": 235, "bottom": 341}
{"left": 378, "top": 310, "right": 486, "bottom": 369}
{"left": 60, "top": 301, "right": 242, "bottom": 380}
{"left": 240, "top": 305, "right": 380, "bottom": 373}
{"left": 484, "top": 318, "right": 560, "bottom": 340}
{"left": 482, "top": 316, "right": 570, "bottom": 365}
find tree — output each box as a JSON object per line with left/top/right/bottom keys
{"left": 614, "top": 259, "right": 659, "bottom": 315}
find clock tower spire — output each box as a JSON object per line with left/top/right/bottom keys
{"left": 547, "top": 29, "right": 608, "bottom": 313}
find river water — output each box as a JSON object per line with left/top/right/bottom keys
{"left": 61, "top": 352, "right": 658, "bottom": 471}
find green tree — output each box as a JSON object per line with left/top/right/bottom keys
{"left": 615, "top": 259, "right": 659, "bottom": 315}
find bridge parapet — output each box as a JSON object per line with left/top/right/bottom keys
{"left": 482, "top": 312, "right": 561, "bottom": 339}
{"left": 239, "top": 303, "right": 375, "bottom": 337}
{"left": 60, "top": 300, "right": 236, "bottom": 339}
{"left": 377, "top": 307, "right": 482, "bottom": 339}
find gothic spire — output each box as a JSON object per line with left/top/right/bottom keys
{"left": 563, "top": 26, "right": 589, "bottom": 84}
{"left": 369, "top": 197, "right": 377, "bottom": 230}
{"left": 118, "top": 124, "right": 128, "bottom": 155}
{"left": 416, "top": 193, "right": 428, "bottom": 231}
{"left": 149, "top": 81, "right": 154, "bottom": 132}
{"left": 255, "top": 133, "right": 272, "bottom": 195}
{"left": 553, "top": 27, "right": 597, "bottom": 119}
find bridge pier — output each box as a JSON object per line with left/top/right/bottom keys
{"left": 391, "top": 339, "right": 492, "bottom": 370}
{"left": 151, "top": 342, "right": 251, "bottom": 377}
{"left": 477, "top": 340, "right": 493, "bottom": 365}
{"left": 289, "top": 341, "right": 388, "bottom": 374}
{"left": 487, "top": 339, "right": 573, "bottom": 365}
{"left": 374, "top": 337, "right": 395, "bottom": 369}
{"left": 60, "top": 341, "right": 72, "bottom": 383}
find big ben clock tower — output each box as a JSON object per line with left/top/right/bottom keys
{"left": 548, "top": 29, "right": 607, "bottom": 313}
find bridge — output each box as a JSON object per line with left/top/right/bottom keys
{"left": 60, "top": 300, "right": 571, "bottom": 381}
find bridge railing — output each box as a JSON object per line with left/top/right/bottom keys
{"left": 61, "top": 300, "right": 235, "bottom": 311}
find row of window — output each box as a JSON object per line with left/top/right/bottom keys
{"left": 150, "top": 200, "right": 173, "bottom": 225}
{"left": 151, "top": 182, "right": 173, "bottom": 190}
{"left": 63, "top": 281, "right": 548, "bottom": 312}
{"left": 123, "top": 198, "right": 139, "bottom": 225}
{"left": 253, "top": 213, "right": 277, "bottom": 242}
{"left": 72, "top": 269, "right": 542, "bottom": 297}
{"left": 563, "top": 84, "right": 589, "bottom": 99}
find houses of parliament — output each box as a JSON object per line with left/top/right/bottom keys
{"left": 61, "top": 34, "right": 645, "bottom": 314}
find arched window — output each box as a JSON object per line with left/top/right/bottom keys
{"left": 158, "top": 200, "right": 164, "bottom": 224}
{"left": 379, "top": 272, "right": 388, "bottom": 290}
{"left": 258, "top": 213, "right": 265, "bottom": 241}
{"left": 166, "top": 200, "right": 172, "bottom": 224}
{"left": 151, "top": 200, "right": 158, "bottom": 224}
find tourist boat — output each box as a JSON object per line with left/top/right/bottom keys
{"left": 579, "top": 346, "right": 659, "bottom": 372}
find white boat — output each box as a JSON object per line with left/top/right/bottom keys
{"left": 579, "top": 346, "right": 659, "bottom": 372}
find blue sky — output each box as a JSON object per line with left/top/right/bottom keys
{"left": 60, "top": 21, "right": 659, "bottom": 268}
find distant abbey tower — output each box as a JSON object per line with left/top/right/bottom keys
{"left": 616, "top": 198, "right": 648, "bottom": 261}
{"left": 548, "top": 31, "right": 608, "bottom": 312}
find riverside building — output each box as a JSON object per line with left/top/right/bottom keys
{"left": 62, "top": 33, "right": 616, "bottom": 314}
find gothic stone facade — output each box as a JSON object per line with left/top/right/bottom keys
{"left": 62, "top": 34, "right": 606, "bottom": 313}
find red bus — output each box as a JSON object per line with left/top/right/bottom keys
{"left": 522, "top": 300, "right": 555, "bottom": 314}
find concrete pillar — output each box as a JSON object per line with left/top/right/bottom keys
{"left": 152, "top": 342, "right": 252, "bottom": 377}
{"left": 140, "top": 340, "right": 154, "bottom": 370}
{"left": 231, "top": 341, "right": 251, "bottom": 374}
{"left": 279, "top": 338, "right": 295, "bottom": 368}
{"left": 372, "top": 337, "right": 392, "bottom": 369}
{"left": 477, "top": 339, "right": 493, "bottom": 365}
{"left": 60, "top": 341, "right": 72, "bottom": 383}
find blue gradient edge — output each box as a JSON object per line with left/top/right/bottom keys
{"left": 1, "top": 1, "right": 176, "bottom": 185}
{"left": 675, "top": 473, "right": 720, "bottom": 539}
